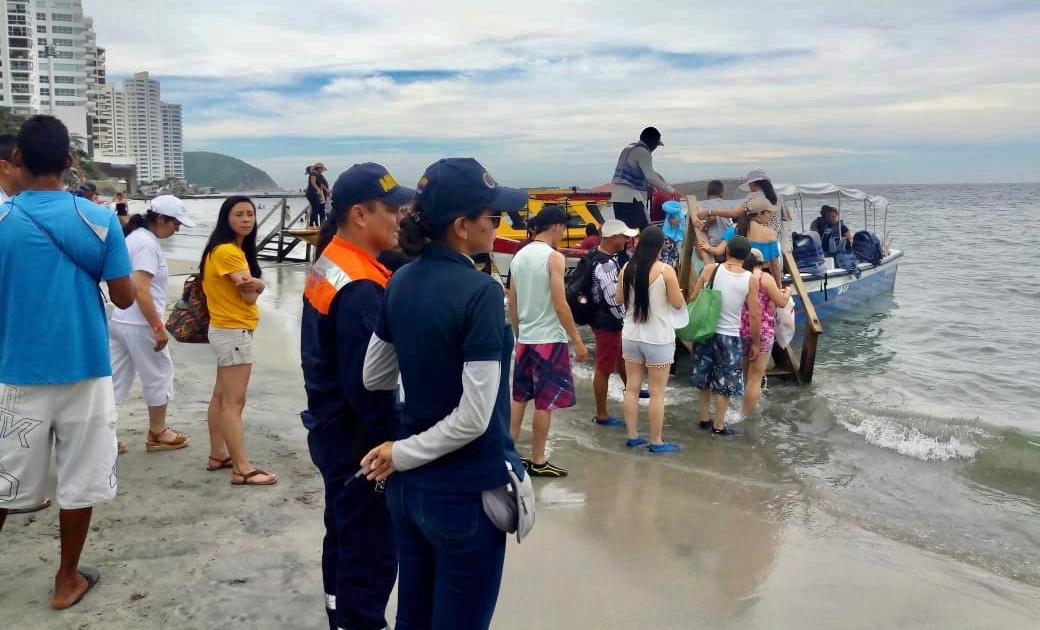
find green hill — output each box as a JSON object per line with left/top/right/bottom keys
{"left": 184, "top": 151, "right": 280, "bottom": 192}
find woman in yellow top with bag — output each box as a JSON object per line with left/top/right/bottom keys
{"left": 199, "top": 195, "right": 276, "bottom": 486}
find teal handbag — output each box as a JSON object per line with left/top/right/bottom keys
{"left": 676, "top": 265, "right": 722, "bottom": 344}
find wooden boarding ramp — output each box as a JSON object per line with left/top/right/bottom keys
{"left": 677, "top": 195, "right": 822, "bottom": 385}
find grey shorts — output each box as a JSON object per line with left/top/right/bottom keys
{"left": 622, "top": 339, "right": 676, "bottom": 368}
{"left": 208, "top": 327, "right": 254, "bottom": 367}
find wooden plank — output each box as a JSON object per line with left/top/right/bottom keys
{"left": 770, "top": 343, "right": 803, "bottom": 384}
{"left": 782, "top": 251, "right": 823, "bottom": 383}
{"left": 799, "top": 326, "right": 819, "bottom": 383}
{"left": 678, "top": 194, "right": 699, "bottom": 294}
{"left": 783, "top": 251, "right": 823, "bottom": 335}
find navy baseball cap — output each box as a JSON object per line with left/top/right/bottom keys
{"left": 330, "top": 163, "right": 416, "bottom": 218}
{"left": 415, "top": 158, "right": 528, "bottom": 228}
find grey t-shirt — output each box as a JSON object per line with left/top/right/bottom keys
{"left": 700, "top": 198, "right": 734, "bottom": 245}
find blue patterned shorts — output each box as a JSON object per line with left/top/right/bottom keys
{"left": 689, "top": 334, "right": 744, "bottom": 397}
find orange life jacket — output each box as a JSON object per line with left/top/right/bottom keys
{"left": 303, "top": 236, "right": 391, "bottom": 315}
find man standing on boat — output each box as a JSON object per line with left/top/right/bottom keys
{"left": 300, "top": 163, "right": 416, "bottom": 630}
{"left": 610, "top": 127, "right": 675, "bottom": 230}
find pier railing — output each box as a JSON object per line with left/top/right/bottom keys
{"left": 254, "top": 196, "right": 315, "bottom": 263}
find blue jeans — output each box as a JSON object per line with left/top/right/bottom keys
{"left": 387, "top": 479, "right": 506, "bottom": 630}
{"left": 307, "top": 421, "right": 397, "bottom": 630}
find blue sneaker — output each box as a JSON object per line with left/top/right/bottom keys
{"left": 639, "top": 389, "right": 650, "bottom": 399}
{"left": 593, "top": 416, "right": 625, "bottom": 427}
{"left": 625, "top": 437, "right": 649, "bottom": 448}
{"left": 648, "top": 442, "right": 680, "bottom": 454}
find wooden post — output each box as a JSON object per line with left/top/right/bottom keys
{"left": 678, "top": 195, "right": 700, "bottom": 295}
{"left": 782, "top": 251, "right": 823, "bottom": 383}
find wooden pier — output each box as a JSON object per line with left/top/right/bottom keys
{"left": 678, "top": 195, "right": 822, "bottom": 385}
{"left": 253, "top": 196, "right": 319, "bottom": 263}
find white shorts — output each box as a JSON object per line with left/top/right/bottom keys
{"left": 110, "top": 321, "right": 175, "bottom": 407}
{"left": 208, "top": 327, "right": 254, "bottom": 367}
{"left": 0, "top": 378, "right": 118, "bottom": 510}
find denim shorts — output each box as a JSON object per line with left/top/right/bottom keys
{"left": 622, "top": 339, "right": 675, "bottom": 368}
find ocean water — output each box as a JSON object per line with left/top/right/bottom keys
{"left": 151, "top": 184, "right": 1040, "bottom": 587}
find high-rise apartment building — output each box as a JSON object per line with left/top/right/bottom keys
{"left": 161, "top": 102, "right": 183, "bottom": 180}
{"left": 1, "top": 1, "right": 100, "bottom": 140}
{"left": 96, "top": 72, "right": 183, "bottom": 182}
{"left": 2, "top": 3, "right": 184, "bottom": 181}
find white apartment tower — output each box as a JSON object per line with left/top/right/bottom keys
{"left": 123, "top": 71, "right": 164, "bottom": 181}
{"left": 161, "top": 102, "right": 183, "bottom": 180}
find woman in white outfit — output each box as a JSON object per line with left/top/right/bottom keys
{"left": 616, "top": 226, "right": 686, "bottom": 452}
{"left": 109, "top": 195, "right": 193, "bottom": 452}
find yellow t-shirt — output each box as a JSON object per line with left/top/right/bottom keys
{"left": 203, "top": 243, "right": 259, "bottom": 330}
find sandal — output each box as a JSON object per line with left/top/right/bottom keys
{"left": 206, "top": 455, "right": 233, "bottom": 471}
{"left": 231, "top": 468, "right": 278, "bottom": 486}
{"left": 146, "top": 428, "right": 190, "bottom": 452}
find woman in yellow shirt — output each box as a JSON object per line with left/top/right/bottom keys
{"left": 199, "top": 196, "right": 276, "bottom": 486}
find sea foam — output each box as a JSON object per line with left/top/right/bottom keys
{"left": 839, "top": 414, "right": 980, "bottom": 461}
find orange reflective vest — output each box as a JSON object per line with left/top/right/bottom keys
{"left": 303, "top": 236, "right": 391, "bottom": 315}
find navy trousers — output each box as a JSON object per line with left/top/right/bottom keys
{"left": 307, "top": 421, "right": 397, "bottom": 630}
{"left": 386, "top": 479, "right": 506, "bottom": 630}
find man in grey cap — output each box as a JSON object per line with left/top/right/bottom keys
{"left": 609, "top": 127, "right": 675, "bottom": 229}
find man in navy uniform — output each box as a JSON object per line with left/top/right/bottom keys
{"left": 300, "top": 162, "right": 415, "bottom": 630}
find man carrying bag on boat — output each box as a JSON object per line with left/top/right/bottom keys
{"left": 610, "top": 127, "right": 675, "bottom": 230}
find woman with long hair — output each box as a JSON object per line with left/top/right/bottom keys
{"left": 616, "top": 226, "right": 685, "bottom": 452}
{"left": 199, "top": 195, "right": 276, "bottom": 486}
{"left": 360, "top": 158, "right": 529, "bottom": 629}
{"left": 109, "top": 195, "right": 194, "bottom": 454}
{"left": 700, "top": 194, "right": 783, "bottom": 286}
{"left": 696, "top": 170, "right": 790, "bottom": 277}
{"left": 740, "top": 248, "right": 790, "bottom": 416}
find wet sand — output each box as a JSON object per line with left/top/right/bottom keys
{"left": 2, "top": 265, "right": 1038, "bottom": 629}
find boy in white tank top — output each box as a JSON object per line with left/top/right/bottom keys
{"left": 686, "top": 236, "right": 761, "bottom": 435}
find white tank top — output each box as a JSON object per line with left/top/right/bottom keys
{"left": 712, "top": 264, "right": 752, "bottom": 337}
{"left": 623, "top": 272, "right": 674, "bottom": 345}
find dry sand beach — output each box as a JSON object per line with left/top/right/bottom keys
{"left": 2, "top": 264, "right": 1039, "bottom": 629}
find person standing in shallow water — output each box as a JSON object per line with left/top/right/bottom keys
{"left": 361, "top": 157, "right": 529, "bottom": 630}
{"left": 199, "top": 195, "right": 276, "bottom": 486}
{"left": 109, "top": 195, "right": 194, "bottom": 454}
{"left": 301, "top": 163, "right": 415, "bottom": 630}
{"left": 616, "top": 226, "right": 686, "bottom": 452}
{"left": 508, "top": 205, "right": 588, "bottom": 478}
{"left": 688, "top": 235, "right": 761, "bottom": 436}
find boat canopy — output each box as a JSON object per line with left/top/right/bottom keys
{"left": 775, "top": 183, "right": 888, "bottom": 213}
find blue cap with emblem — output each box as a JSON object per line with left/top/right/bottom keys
{"left": 414, "top": 157, "right": 528, "bottom": 228}
{"left": 330, "top": 162, "right": 417, "bottom": 218}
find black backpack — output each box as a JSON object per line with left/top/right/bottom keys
{"left": 852, "top": 230, "right": 883, "bottom": 266}
{"left": 566, "top": 251, "right": 599, "bottom": 326}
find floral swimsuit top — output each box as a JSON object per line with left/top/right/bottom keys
{"left": 740, "top": 269, "right": 776, "bottom": 342}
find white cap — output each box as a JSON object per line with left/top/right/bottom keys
{"left": 148, "top": 195, "right": 196, "bottom": 228}
{"left": 739, "top": 169, "right": 770, "bottom": 192}
{"left": 601, "top": 218, "right": 638, "bottom": 238}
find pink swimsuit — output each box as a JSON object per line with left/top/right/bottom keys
{"left": 740, "top": 270, "right": 776, "bottom": 352}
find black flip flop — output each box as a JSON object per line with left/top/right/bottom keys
{"left": 57, "top": 566, "right": 100, "bottom": 610}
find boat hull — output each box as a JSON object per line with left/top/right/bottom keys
{"left": 792, "top": 250, "right": 903, "bottom": 324}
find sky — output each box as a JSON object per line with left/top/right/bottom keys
{"left": 87, "top": 0, "right": 1040, "bottom": 190}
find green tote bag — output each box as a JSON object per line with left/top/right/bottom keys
{"left": 676, "top": 265, "right": 722, "bottom": 344}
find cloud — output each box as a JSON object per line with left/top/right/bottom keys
{"left": 85, "top": 0, "right": 1040, "bottom": 187}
